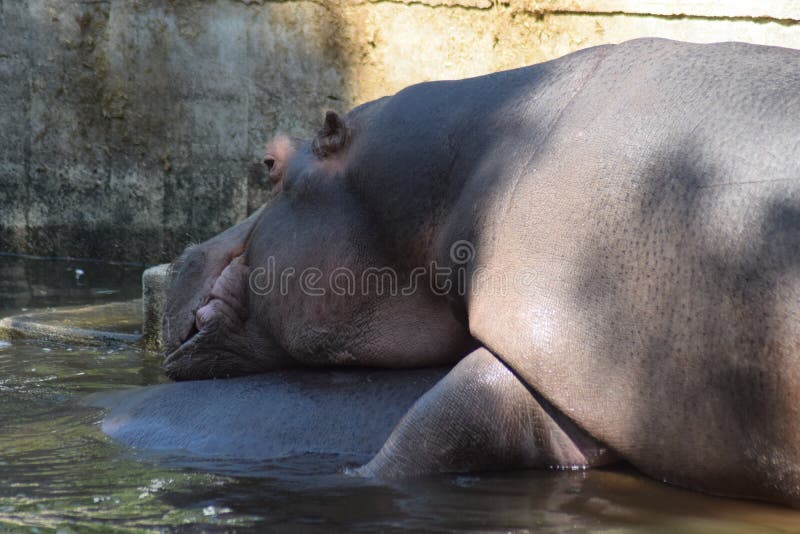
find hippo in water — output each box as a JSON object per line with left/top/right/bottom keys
{"left": 90, "top": 368, "right": 447, "bottom": 467}
{"left": 161, "top": 38, "right": 800, "bottom": 506}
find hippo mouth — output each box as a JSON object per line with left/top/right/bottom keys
{"left": 164, "top": 285, "right": 243, "bottom": 357}
{"left": 163, "top": 322, "right": 202, "bottom": 366}
{"left": 162, "top": 252, "right": 294, "bottom": 380}
{"left": 162, "top": 301, "right": 253, "bottom": 380}
{"left": 162, "top": 253, "right": 251, "bottom": 375}
{"left": 162, "top": 300, "right": 224, "bottom": 377}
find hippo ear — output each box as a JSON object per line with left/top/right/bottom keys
{"left": 312, "top": 111, "right": 349, "bottom": 158}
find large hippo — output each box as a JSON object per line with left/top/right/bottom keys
{"left": 162, "top": 39, "right": 800, "bottom": 506}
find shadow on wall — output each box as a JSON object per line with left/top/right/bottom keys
{"left": 0, "top": 0, "right": 798, "bottom": 263}
{"left": 0, "top": 0, "right": 352, "bottom": 263}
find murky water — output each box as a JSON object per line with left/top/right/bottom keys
{"left": 0, "top": 254, "right": 144, "bottom": 314}
{"left": 1, "top": 255, "right": 800, "bottom": 532}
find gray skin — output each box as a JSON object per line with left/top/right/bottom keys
{"left": 162, "top": 38, "right": 800, "bottom": 506}
{"left": 88, "top": 368, "right": 448, "bottom": 462}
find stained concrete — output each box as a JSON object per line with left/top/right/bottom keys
{"left": 1, "top": 1, "right": 798, "bottom": 264}
{"left": 142, "top": 263, "right": 170, "bottom": 351}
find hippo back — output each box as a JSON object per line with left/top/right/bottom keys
{"left": 89, "top": 368, "right": 447, "bottom": 462}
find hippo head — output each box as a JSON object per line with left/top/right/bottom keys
{"left": 162, "top": 111, "right": 475, "bottom": 380}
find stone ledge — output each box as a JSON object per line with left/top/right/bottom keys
{"left": 0, "top": 300, "right": 142, "bottom": 346}
{"left": 142, "top": 263, "right": 171, "bottom": 351}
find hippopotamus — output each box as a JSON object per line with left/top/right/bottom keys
{"left": 161, "top": 38, "right": 800, "bottom": 506}
{"left": 89, "top": 368, "right": 447, "bottom": 467}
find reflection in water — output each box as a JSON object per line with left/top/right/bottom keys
{"left": 0, "top": 254, "right": 144, "bottom": 314}
{"left": 0, "top": 256, "right": 799, "bottom": 531}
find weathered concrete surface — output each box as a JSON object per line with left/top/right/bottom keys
{"left": 1, "top": 0, "right": 798, "bottom": 263}
{"left": 0, "top": 300, "right": 141, "bottom": 345}
{"left": 142, "top": 263, "right": 170, "bottom": 351}
{"left": 0, "top": 0, "right": 348, "bottom": 263}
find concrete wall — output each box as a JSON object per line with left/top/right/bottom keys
{"left": 1, "top": 0, "right": 798, "bottom": 264}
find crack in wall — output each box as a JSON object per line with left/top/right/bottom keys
{"left": 237, "top": 0, "right": 800, "bottom": 22}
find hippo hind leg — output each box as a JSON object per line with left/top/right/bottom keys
{"left": 359, "top": 347, "right": 617, "bottom": 477}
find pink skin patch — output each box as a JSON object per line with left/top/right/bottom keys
{"left": 195, "top": 256, "right": 249, "bottom": 332}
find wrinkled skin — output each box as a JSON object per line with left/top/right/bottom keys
{"left": 163, "top": 39, "right": 800, "bottom": 506}
{"left": 162, "top": 127, "right": 476, "bottom": 378}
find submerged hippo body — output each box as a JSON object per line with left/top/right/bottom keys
{"left": 163, "top": 39, "right": 800, "bottom": 505}
{"left": 90, "top": 369, "right": 447, "bottom": 464}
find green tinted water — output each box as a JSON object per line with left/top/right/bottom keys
{"left": 1, "top": 255, "right": 799, "bottom": 532}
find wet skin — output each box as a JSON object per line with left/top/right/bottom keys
{"left": 162, "top": 39, "right": 800, "bottom": 506}
{"left": 90, "top": 368, "right": 448, "bottom": 462}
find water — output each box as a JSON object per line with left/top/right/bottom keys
{"left": 1, "top": 255, "right": 800, "bottom": 532}
{"left": 0, "top": 254, "right": 144, "bottom": 314}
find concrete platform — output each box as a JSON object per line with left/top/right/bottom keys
{"left": 142, "top": 263, "right": 170, "bottom": 351}
{"left": 0, "top": 300, "right": 142, "bottom": 346}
